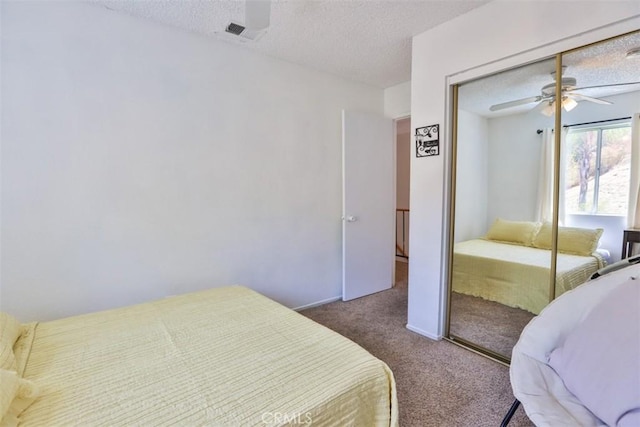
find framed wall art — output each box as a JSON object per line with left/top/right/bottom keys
{"left": 415, "top": 124, "right": 439, "bottom": 157}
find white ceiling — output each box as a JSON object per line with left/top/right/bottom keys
{"left": 92, "top": 0, "right": 490, "bottom": 89}
{"left": 88, "top": 1, "right": 638, "bottom": 111}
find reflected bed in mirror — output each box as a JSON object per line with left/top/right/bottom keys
{"left": 453, "top": 219, "right": 605, "bottom": 315}
{"left": 449, "top": 219, "right": 605, "bottom": 358}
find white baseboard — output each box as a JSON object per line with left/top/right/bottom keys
{"left": 406, "top": 323, "right": 442, "bottom": 341}
{"left": 293, "top": 295, "right": 342, "bottom": 311}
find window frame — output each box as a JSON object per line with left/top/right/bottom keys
{"left": 564, "top": 119, "right": 632, "bottom": 216}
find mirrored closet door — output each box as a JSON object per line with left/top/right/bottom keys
{"left": 447, "top": 30, "right": 640, "bottom": 363}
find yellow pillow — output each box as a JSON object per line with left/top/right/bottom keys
{"left": 532, "top": 222, "right": 553, "bottom": 249}
{"left": 533, "top": 223, "right": 603, "bottom": 256}
{"left": 0, "top": 313, "right": 23, "bottom": 372}
{"left": 0, "top": 369, "right": 40, "bottom": 426}
{"left": 485, "top": 218, "right": 540, "bottom": 246}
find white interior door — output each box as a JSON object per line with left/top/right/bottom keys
{"left": 342, "top": 110, "right": 395, "bottom": 301}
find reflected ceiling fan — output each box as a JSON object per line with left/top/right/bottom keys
{"left": 489, "top": 67, "right": 640, "bottom": 116}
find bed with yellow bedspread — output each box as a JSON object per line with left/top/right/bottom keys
{"left": 453, "top": 239, "right": 605, "bottom": 314}
{"left": 2, "top": 286, "right": 398, "bottom": 426}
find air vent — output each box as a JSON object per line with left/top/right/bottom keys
{"left": 226, "top": 22, "right": 245, "bottom": 36}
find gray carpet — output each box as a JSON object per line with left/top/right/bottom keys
{"left": 450, "top": 292, "right": 535, "bottom": 358}
{"left": 301, "top": 262, "right": 533, "bottom": 427}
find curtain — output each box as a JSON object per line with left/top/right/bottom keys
{"left": 536, "top": 128, "right": 567, "bottom": 225}
{"left": 536, "top": 129, "right": 554, "bottom": 223}
{"left": 627, "top": 113, "right": 640, "bottom": 229}
{"left": 558, "top": 127, "right": 567, "bottom": 226}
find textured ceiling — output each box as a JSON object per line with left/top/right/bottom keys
{"left": 459, "top": 31, "right": 640, "bottom": 118}
{"left": 92, "top": 0, "right": 490, "bottom": 89}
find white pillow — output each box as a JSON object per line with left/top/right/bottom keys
{"left": 548, "top": 279, "right": 640, "bottom": 426}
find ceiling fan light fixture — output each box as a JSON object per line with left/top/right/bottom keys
{"left": 541, "top": 101, "right": 555, "bottom": 117}
{"left": 562, "top": 97, "right": 578, "bottom": 112}
{"left": 539, "top": 97, "right": 577, "bottom": 116}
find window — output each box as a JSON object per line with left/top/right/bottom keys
{"left": 564, "top": 121, "right": 632, "bottom": 216}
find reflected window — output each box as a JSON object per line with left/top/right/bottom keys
{"left": 564, "top": 121, "right": 632, "bottom": 216}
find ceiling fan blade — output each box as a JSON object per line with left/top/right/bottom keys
{"left": 572, "top": 82, "right": 640, "bottom": 91}
{"left": 489, "top": 96, "right": 542, "bottom": 112}
{"left": 567, "top": 93, "right": 613, "bottom": 105}
{"left": 245, "top": 0, "right": 271, "bottom": 30}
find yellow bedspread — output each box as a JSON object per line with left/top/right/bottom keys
{"left": 17, "top": 286, "right": 398, "bottom": 426}
{"left": 453, "top": 239, "right": 604, "bottom": 314}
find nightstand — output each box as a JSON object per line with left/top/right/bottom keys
{"left": 621, "top": 229, "right": 640, "bottom": 259}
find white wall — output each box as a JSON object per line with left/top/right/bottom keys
{"left": 487, "top": 110, "right": 555, "bottom": 225}
{"left": 409, "top": 0, "right": 640, "bottom": 339}
{"left": 0, "top": 1, "right": 384, "bottom": 321}
{"left": 455, "top": 109, "right": 488, "bottom": 241}
{"left": 384, "top": 81, "right": 411, "bottom": 119}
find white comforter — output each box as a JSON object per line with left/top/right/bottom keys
{"left": 510, "top": 264, "right": 640, "bottom": 426}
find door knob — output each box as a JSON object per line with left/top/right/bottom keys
{"left": 347, "top": 215, "right": 358, "bottom": 222}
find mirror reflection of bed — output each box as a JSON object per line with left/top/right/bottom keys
{"left": 447, "top": 30, "right": 640, "bottom": 362}
{"left": 449, "top": 219, "right": 605, "bottom": 356}
{"left": 448, "top": 56, "right": 557, "bottom": 360}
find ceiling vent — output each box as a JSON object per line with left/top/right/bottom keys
{"left": 226, "top": 22, "right": 246, "bottom": 36}
{"left": 224, "top": 22, "right": 266, "bottom": 41}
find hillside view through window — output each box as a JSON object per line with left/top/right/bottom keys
{"left": 564, "top": 123, "right": 631, "bottom": 216}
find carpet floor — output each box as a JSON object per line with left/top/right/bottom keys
{"left": 450, "top": 292, "right": 535, "bottom": 357}
{"left": 301, "top": 262, "right": 534, "bottom": 427}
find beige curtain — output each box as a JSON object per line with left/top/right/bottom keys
{"left": 536, "top": 128, "right": 567, "bottom": 224}
{"left": 536, "top": 129, "right": 554, "bottom": 223}
{"left": 558, "top": 128, "right": 567, "bottom": 226}
{"left": 627, "top": 113, "right": 640, "bottom": 229}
